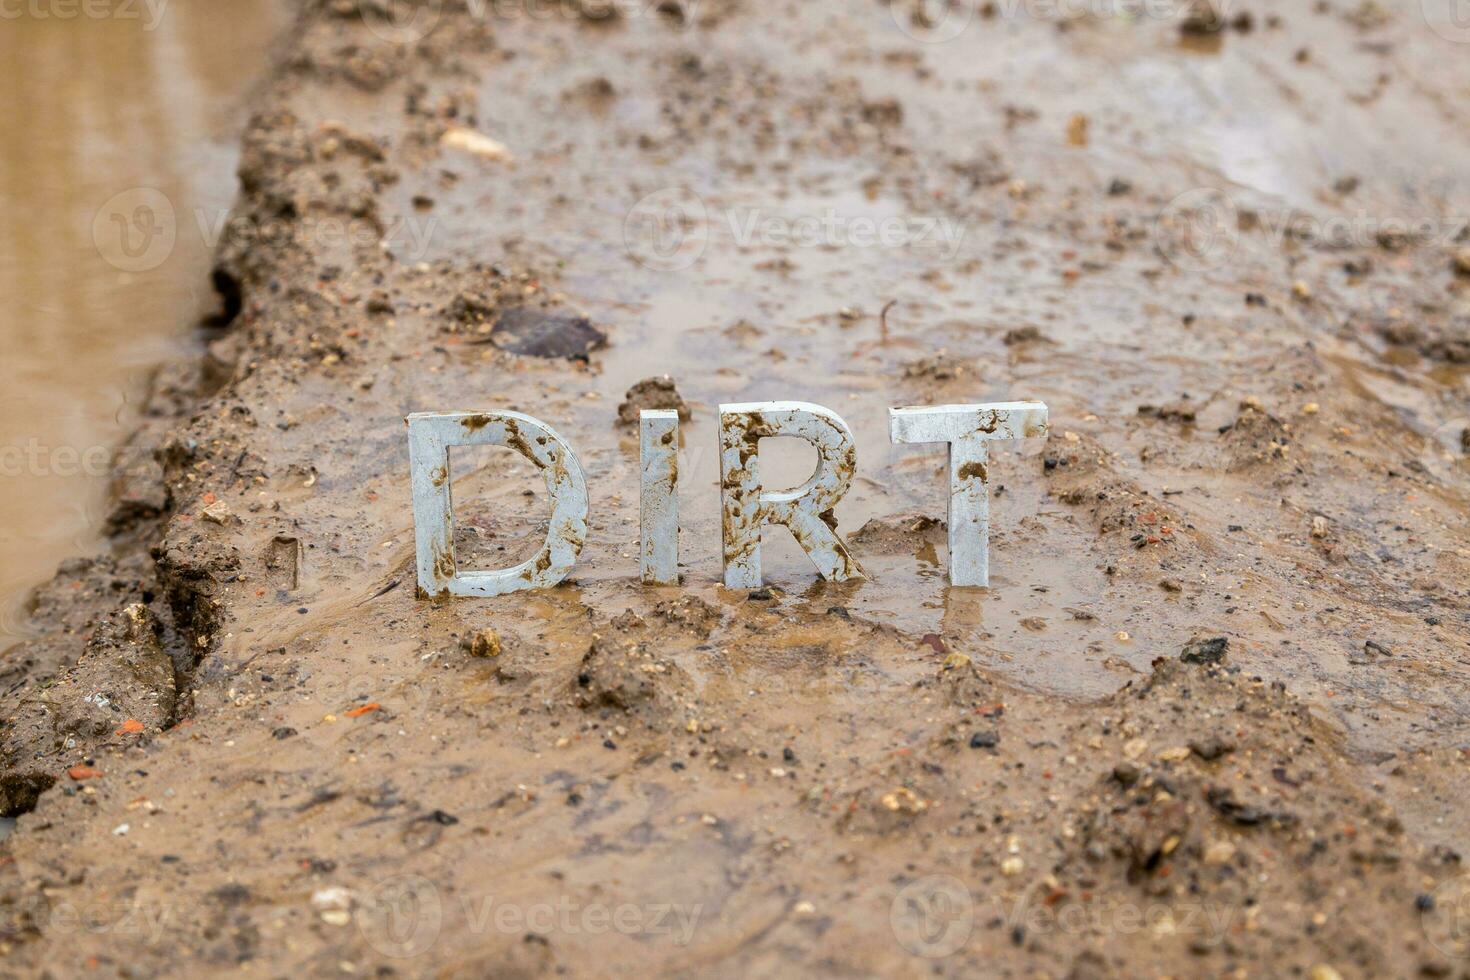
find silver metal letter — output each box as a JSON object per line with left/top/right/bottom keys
{"left": 888, "top": 401, "right": 1049, "bottom": 587}
{"left": 639, "top": 410, "right": 679, "bottom": 585}
{"left": 719, "top": 401, "right": 864, "bottom": 588}
{"left": 407, "top": 411, "right": 589, "bottom": 597}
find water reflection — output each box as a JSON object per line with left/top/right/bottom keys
{"left": 0, "top": 0, "right": 283, "bottom": 647}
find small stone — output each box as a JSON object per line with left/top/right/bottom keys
{"left": 1311, "top": 515, "right": 1329, "bottom": 539}
{"left": 490, "top": 307, "right": 607, "bottom": 362}
{"left": 463, "top": 628, "right": 502, "bottom": 658}
{"left": 1112, "top": 762, "right": 1141, "bottom": 786}
{"left": 969, "top": 730, "right": 1000, "bottom": 750}
{"left": 1180, "top": 0, "right": 1224, "bottom": 34}
{"left": 1066, "top": 113, "right": 1089, "bottom": 147}
{"left": 1180, "top": 636, "right": 1228, "bottom": 665}
{"left": 616, "top": 376, "right": 690, "bottom": 426}
{"left": 440, "top": 126, "right": 513, "bottom": 163}
{"left": 1001, "top": 856, "right": 1025, "bottom": 876}
{"left": 1003, "top": 325, "right": 1045, "bottom": 345}
{"left": 1203, "top": 839, "right": 1236, "bottom": 865}
{"left": 1123, "top": 738, "right": 1149, "bottom": 760}
{"left": 1189, "top": 736, "right": 1233, "bottom": 761}
{"left": 880, "top": 787, "right": 928, "bottom": 813}
{"left": 1292, "top": 279, "right": 1312, "bottom": 301}
{"left": 1455, "top": 248, "right": 1470, "bottom": 278}
{"left": 201, "top": 500, "right": 233, "bottom": 525}
{"left": 1309, "top": 966, "right": 1344, "bottom": 980}
{"left": 1364, "top": 639, "right": 1392, "bottom": 658}
{"left": 312, "top": 886, "right": 353, "bottom": 918}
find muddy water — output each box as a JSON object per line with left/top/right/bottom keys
{"left": 0, "top": 0, "right": 284, "bottom": 647}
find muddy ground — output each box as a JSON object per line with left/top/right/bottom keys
{"left": 4, "top": 0, "right": 1470, "bottom": 976}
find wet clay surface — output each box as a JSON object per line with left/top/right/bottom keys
{"left": 3, "top": 0, "right": 1470, "bottom": 976}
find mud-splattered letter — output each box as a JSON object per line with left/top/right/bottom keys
{"left": 640, "top": 410, "right": 679, "bottom": 585}
{"left": 889, "top": 401, "right": 1049, "bottom": 587}
{"left": 407, "top": 411, "right": 588, "bottom": 597}
{"left": 719, "top": 401, "right": 864, "bottom": 588}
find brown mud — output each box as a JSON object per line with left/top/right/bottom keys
{"left": 3, "top": 0, "right": 1470, "bottom": 976}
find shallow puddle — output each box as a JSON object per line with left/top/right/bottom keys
{"left": 0, "top": 0, "right": 284, "bottom": 646}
